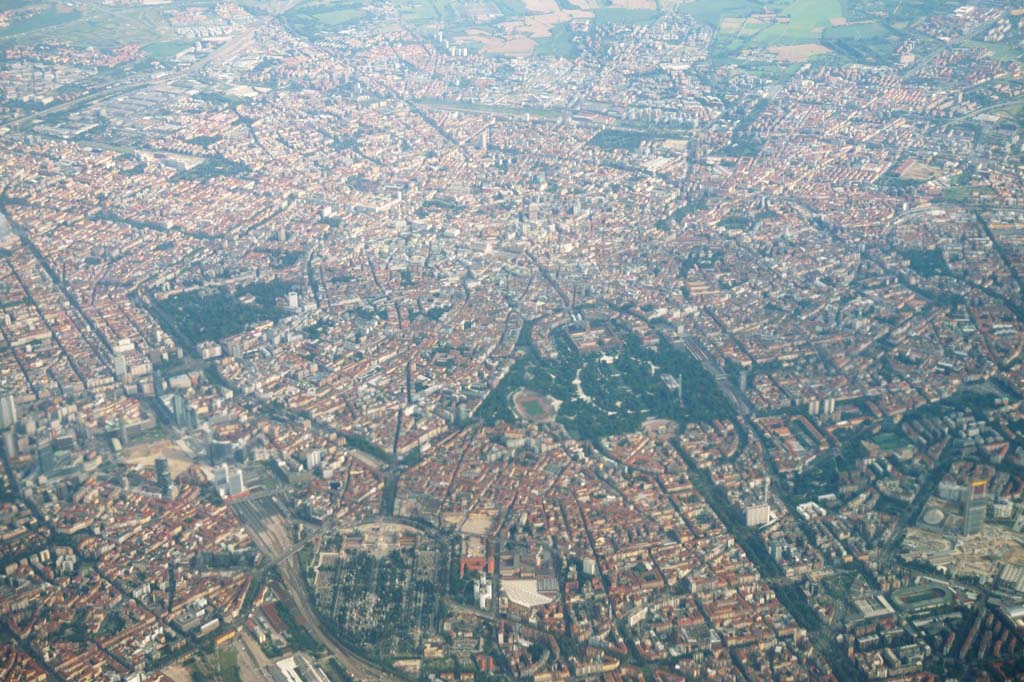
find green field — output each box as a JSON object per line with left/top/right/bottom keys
{"left": 593, "top": 8, "right": 660, "bottom": 26}
{"left": 943, "top": 185, "right": 994, "bottom": 202}
{"left": 823, "top": 20, "right": 889, "bottom": 41}
{"left": 396, "top": 0, "right": 528, "bottom": 27}
{"left": 308, "top": 7, "right": 365, "bottom": 26}
{"left": 674, "top": 0, "right": 761, "bottom": 27}
{"left": 145, "top": 41, "right": 192, "bottom": 61}
{"left": 0, "top": 6, "right": 80, "bottom": 39}
{"left": 397, "top": 0, "right": 653, "bottom": 30}
{"left": 25, "top": 6, "right": 177, "bottom": 49}
{"left": 285, "top": 1, "right": 367, "bottom": 36}
{"left": 397, "top": 0, "right": 444, "bottom": 24}
{"left": 890, "top": 583, "right": 953, "bottom": 611}
{"left": 754, "top": 0, "right": 843, "bottom": 45}
{"left": 821, "top": 20, "right": 900, "bottom": 64}
{"left": 218, "top": 647, "right": 241, "bottom": 682}
{"left": 696, "top": 0, "right": 940, "bottom": 66}
{"left": 534, "top": 22, "right": 579, "bottom": 59}
{"left": 522, "top": 400, "right": 546, "bottom": 417}
{"left": 899, "top": 587, "right": 945, "bottom": 605}
{"left": 961, "top": 39, "right": 1022, "bottom": 63}
{"left": 700, "top": 0, "right": 848, "bottom": 69}
{"left": 869, "top": 431, "right": 908, "bottom": 452}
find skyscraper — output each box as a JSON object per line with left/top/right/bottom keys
{"left": 118, "top": 416, "right": 128, "bottom": 447}
{"left": 155, "top": 457, "right": 171, "bottom": 496}
{"left": 172, "top": 394, "right": 188, "bottom": 427}
{"left": 963, "top": 480, "right": 987, "bottom": 536}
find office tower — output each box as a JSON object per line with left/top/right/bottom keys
{"left": 963, "top": 480, "right": 987, "bottom": 536}
{"left": 172, "top": 394, "right": 188, "bottom": 427}
{"left": 156, "top": 457, "right": 171, "bottom": 496}
{"left": 118, "top": 416, "right": 128, "bottom": 447}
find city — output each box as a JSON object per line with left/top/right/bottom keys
{"left": 1, "top": 0, "right": 1024, "bottom": 680}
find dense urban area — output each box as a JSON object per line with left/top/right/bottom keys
{"left": 2, "top": 0, "right": 1024, "bottom": 680}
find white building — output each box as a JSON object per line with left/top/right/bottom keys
{"left": 938, "top": 480, "right": 964, "bottom": 502}
{"left": 993, "top": 498, "right": 1014, "bottom": 519}
{"left": 0, "top": 394, "right": 16, "bottom": 429}
{"left": 474, "top": 575, "right": 493, "bottom": 610}
{"left": 746, "top": 503, "right": 771, "bottom": 527}
{"left": 306, "top": 450, "right": 322, "bottom": 470}
{"left": 228, "top": 467, "right": 245, "bottom": 496}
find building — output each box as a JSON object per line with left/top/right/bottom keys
{"left": 118, "top": 416, "right": 128, "bottom": 448}
{"left": 746, "top": 503, "right": 771, "bottom": 527}
{"left": 962, "top": 480, "right": 987, "bottom": 536}
{"left": 172, "top": 394, "right": 188, "bottom": 427}
{"left": 228, "top": 467, "right": 245, "bottom": 497}
{"left": 0, "top": 394, "right": 16, "bottom": 429}
{"left": 938, "top": 480, "right": 964, "bottom": 502}
{"left": 853, "top": 594, "right": 896, "bottom": 621}
{"left": 746, "top": 478, "right": 771, "bottom": 526}
{"left": 273, "top": 653, "right": 331, "bottom": 682}
{"left": 474, "top": 575, "right": 493, "bottom": 609}
{"left": 3, "top": 429, "right": 16, "bottom": 460}
{"left": 1014, "top": 505, "right": 1024, "bottom": 532}
{"left": 306, "top": 450, "right": 321, "bottom": 470}
{"left": 997, "top": 563, "right": 1024, "bottom": 594}
{"left": 36, "top": 447, "right": 55, "bottom": 475}
{"left": 218, "top": 464, "right": 246, "bottom": 497}
{"left": 156, "top": 458, "right": 172, "bottom": 496}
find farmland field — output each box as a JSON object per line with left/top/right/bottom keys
{"left": 753, "top": 0, "right": 844, "bottom": 45}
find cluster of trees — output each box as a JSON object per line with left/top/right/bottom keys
{"left": 237, "top": 279, "right": 295, "bottom": 307}
{"left": 153, "top": 287, "right": 287, "bottom": 344}
{"left": 172, "top": 154, "right": 250, "bottom": 182}
{"left": 273, "top": 600, "right": 322, "bottom": 653}
{"left": 479, "top": 325, "right": 734, "bottom": 440}
{"left": 589, "top": 129, "right": 649, "bottom": 151}
{"left": 901, "top": 248, "right": 950, "bottom": 278}
{"left": 317, "top": 548, "right": 439, "bottom": 660}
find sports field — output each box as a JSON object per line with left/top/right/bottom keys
{"left": 512, "top": 389, "right": 557, "bottom": 423}
{"left": 890, "top": 583, "right": 953, "bottom": 611}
